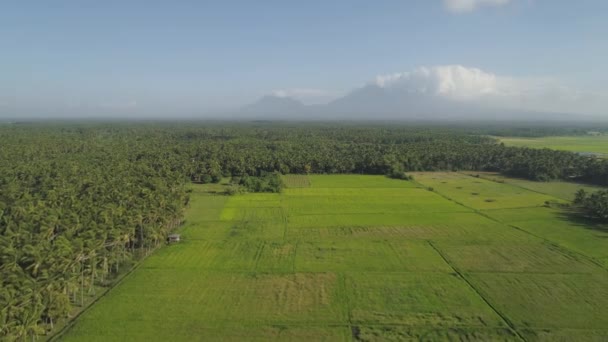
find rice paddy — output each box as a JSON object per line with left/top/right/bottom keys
{"left": 59, "top": 173, "right": 608, "bottom": 341}
{"left": 498, "top": 135, "right": 608, "bottom": 156}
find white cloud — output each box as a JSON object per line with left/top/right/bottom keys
{"left": 272, "top": 88, "right": 337, "bottom": 104}
{"left": 376, "top": 65, "right": 498, "bottom": 100}
{"left": 375, "top": 65, "right": 607, "bottom": 116}
{"left": 443, "top": 0, "right": 511, "bottom": 13}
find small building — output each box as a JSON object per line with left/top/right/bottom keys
{"left": 167, "top": 234, "right": 181, "bottom": 243}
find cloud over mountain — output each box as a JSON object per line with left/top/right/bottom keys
{"left": 375, "top": 65, "right": 499, "bottom": 100}
{"left": 372, "top": 65, "right": 606, "bottom": 117}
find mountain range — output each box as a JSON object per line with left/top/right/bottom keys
{"left": 240, "top": 83, "right": 576, "bottom": 121}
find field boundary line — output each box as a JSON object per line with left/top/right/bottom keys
{"left": 292, "top": 241, "right": 299, "bottom": 273}
{"left": 281, "top": 200, "right": 289, "bottom": 242}
{"left": 427, "top": 241, "right": 527, "bottom": 342}
{"left": 253, "top": 241, "right": 266, "bottom": 271}
{"left": 416, "top": 177, "right": 608, "bottom": 273}
{"left": 475, "top": 211, "right": 608, "bottom": 272}
{"left": 339, "top": 274, "right": 354, "bottom": 339}
{"left": 458, "top": 171, "right": 566, "bottom": 202}
{"left": 410, "top": 179, "right": 478, "bottom": 213}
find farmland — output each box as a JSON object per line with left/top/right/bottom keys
{"left": 462, "top": 171, "right": 605, "bottom": 201}
{"left": 498, "top": 135, "right": 608, "bottom": 156}
{"left": 59, "top": 173, "right": 608, "bottom": 341}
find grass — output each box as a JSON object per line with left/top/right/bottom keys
{"left": 294, "top": 240, "right": 451, "bottom": 272}
{"left": 346, "top": 272, "right": 504, "bottom": 326}
{"left": 60, "top": 173, "right": 608, "bottom": 341}
{"left": 411, "top": 172, "right": 565, "bottom": 209}
{"left": 307, "top": 174, "right": 419, "bottom": 188}
{"left": 354, "top": 326, "right": 519, "bottom": 341}
{"left": 286, "top": 212, "right": 534, "bottom": 244}
{"left": 498, "top": 135, "right": 608, "bottom": 155}
{"left": 468, "top": 273, "right": 608, "bottom": 329}
{"left": 285, "top": 188, "right": 466, "bottom": 215}
{"left": 466, "top": 171, "right": 605, "bottom": 201}
{"left": 438, "top": 243, "right": 600, "bottom": 273}
{"left": 281, "top": 174, "right": 311, "bottom": 188}
{"left": 482, "top": 207, "right": 608, "bottom": 267}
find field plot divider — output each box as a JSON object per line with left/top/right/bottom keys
{"left": 253, "top": 241, "right": 267, "bottom": 272}
{"left": 339, "top": 274, "right": 354, "bottom": 339}
{"left": 476, "top": 210, "right": 608, "bottom": 273}
{"left": 458, "top": 171, "right": 564, "bottom": 201}
{"left": 281, "top": 199, "right": 289, "bottom": 243}
{"left": 427, "top": 241, "right": 526, "bottom": 342}
{"left": 410, "top": 179, "right": 475, "bottom": 212}
{"left": 291, "top": 240, "right": 299, "bottom": 273}
{"left": 417, "top": 176, "right": 608, "bottom": 273}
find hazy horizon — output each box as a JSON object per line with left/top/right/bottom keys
{"left": 1, "top": 1, "right": 607, "bottom": 119}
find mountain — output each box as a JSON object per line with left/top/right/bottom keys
{"left": 325, "top": 84, "right": 470, "bottom": 119}
{"left": 239, "top": 85, "right": 576, "bottom": 121}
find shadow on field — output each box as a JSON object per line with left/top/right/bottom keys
{"left": 556, "top": 207, "right": 608, "bottom": 234}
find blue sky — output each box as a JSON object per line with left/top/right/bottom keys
{"left": 1, "top": 0, "right": 607, "bottom": 116}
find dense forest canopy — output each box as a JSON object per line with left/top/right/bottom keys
{"left": 2, "top": 122, "right": 608, "bottom": 340}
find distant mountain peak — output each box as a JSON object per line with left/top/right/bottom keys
{"left": 239, "top": 86, "right": 565, "bottom": 121}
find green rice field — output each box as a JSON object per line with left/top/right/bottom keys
{"left": 59, "top": 173, "right": 608, "bottom": 341}
{"left": 463, "top": 171, "right": 604, "bottom": 201}
{"left": 498, "top": 135, "right": 608, "bottom": 156}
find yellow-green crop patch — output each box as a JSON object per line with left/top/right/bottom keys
{"left": 285, "top": 188, "right": 466, "bottom": 215}
{"left": 179, "top": 221, "right": 235, "bottom": 240}
{"left": 62, "top": 174, "right": 608, "bottom": 341}
{"left": 220, "top": 207, "right": 286, "bottom": 222}
{"left": 288, "top": 212, "right": 534, "bottom": 244}
{"left": 284, "top": 187, "right": 421, "bottom": 197}
{"left": 223, "top": 193, "right": 282, "bottom": 207}
{"left": 281, "top": 174, "right": 311, "bottom": 188}
{"left": 182, "top": 194, "right": 228, "bottom": 221}
{"left": 308, "top": 174, "right": 419, "bottom": 188}
{"left": 227, "top": 220, "right": 286, "bottom": 241}
{"left": 65, "top": 325, "right": 350, "bottom": 342}
{"left": 286, "top": 213, "right": 534, "bottom": 243}
{"left": 294, "top": 240, "right": 450, "bottom": 272}
{"left": 149, "top": 240, "right": 295, "bottom": 273}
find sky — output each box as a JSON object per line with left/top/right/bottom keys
{"left": 1, "top": 0, "right": 607, "bottom": 118}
